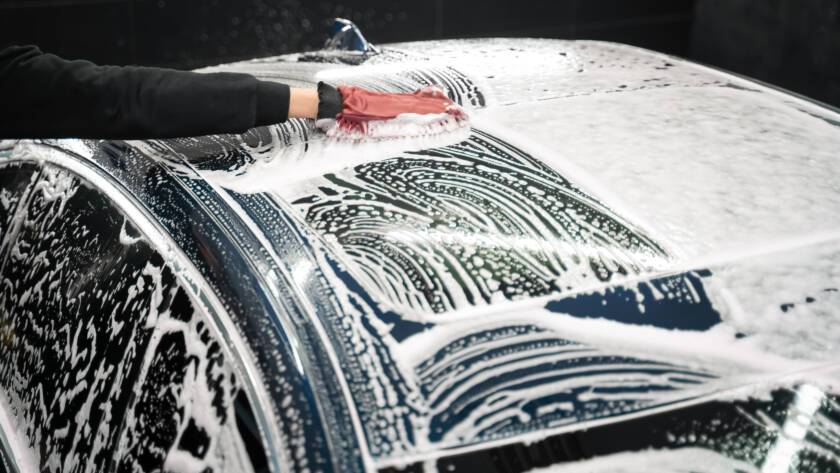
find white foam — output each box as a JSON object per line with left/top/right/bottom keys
{"left": 197, "top": 121, "right": 470, "bottom": 193}
{"left": 0, "top": 391, "right": 39, "bottom": 473}
{"left": 140, "top": 39, "right": 840, "bottom": 463}
{"left": 525, "top": 447, "right": 759, "bottom": 473}
{"left": 706, "top": 239, "right": 840, "bottom": 361}
{"left": 482, "top": 86, "right": 840, "bottom": 259}
{"left": 318, "top": 110, "right": 468, "bottom": 141}
{"left": 118, "top": 218, "right": 142, "bottom": 245}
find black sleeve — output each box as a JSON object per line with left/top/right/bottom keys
{"left": 0, "top": 45, "right": 291, "bottom": 139}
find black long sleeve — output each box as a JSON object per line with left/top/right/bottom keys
{"left": 0, "top": 45, "right": 291, "bottom": 139}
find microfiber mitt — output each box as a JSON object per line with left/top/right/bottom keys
{"left": 315, "top": 81, "right": 470, "bottom": 141}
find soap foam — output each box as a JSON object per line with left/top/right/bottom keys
{"left": 525, "top": 447, "right": 759, "bottom": 473}
{"left": 0, "top": 391, "right": 39, "bottom": 473}
{"left": 198, "top": 120, "right": 471, "bottom": 192}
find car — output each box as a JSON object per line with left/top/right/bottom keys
{"left": 1, "top": 19, "right": 839, "bottom": 473}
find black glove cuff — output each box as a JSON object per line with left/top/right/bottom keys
{"left": 317, "top": 81, "right": 343, "bottom": 119}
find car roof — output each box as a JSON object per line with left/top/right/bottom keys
{"left": 191, "top": 38, "right": 840, "bottom": 467}
{"left": 20, "top": 38, "right": 840, "bottom": 472}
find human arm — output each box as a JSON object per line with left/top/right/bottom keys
{"left": 0, "top": 44, "right": 296, "bottom": 139}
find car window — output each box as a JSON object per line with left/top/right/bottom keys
{"left": 0, "top": 161, "right": 267, "bottom": 473}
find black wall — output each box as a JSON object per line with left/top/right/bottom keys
{"left": 1, "top": 0, "right": 838, "bottom": 107}
{"left": 0, "top": 0, "right": 694, "bottom": 68}
{"left": 692, "top": 0, "right": 840, "bottom": 108}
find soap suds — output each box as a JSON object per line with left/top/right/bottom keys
{"left": 7, "top": 37, "right": 838, "bottom": 472}
{"left": 524, "top": 447, "right": 759, "bottom": 473}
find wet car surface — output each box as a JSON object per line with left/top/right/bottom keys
{"left": 1, "top": 35, "right": 840, "bottom": 473}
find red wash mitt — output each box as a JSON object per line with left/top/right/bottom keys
{"left": 316, "top": 82, "right": 470, "bottom": 141}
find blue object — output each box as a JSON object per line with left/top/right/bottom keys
{"left": 325, "top": 18, "right": 378, "bottom": 53}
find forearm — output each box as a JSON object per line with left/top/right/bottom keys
{"left": 0, "top": 45, "right": 293, "bottom": 139}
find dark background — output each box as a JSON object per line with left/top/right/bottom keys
{"left": 1, "top": 0, "right": 838, "bottom": 107}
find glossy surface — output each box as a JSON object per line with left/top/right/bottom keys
{"left": 1, "top": 38, "right": 839, "bottom": 473}
{"left": 402, "top": 383, "right": 840, "bottom": 473}
{"left": 0, "top": 158, "right": 269, "bottom": 472}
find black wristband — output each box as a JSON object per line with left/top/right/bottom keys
{"left": 317, "top": 81, "right": 343, "bottom": 119}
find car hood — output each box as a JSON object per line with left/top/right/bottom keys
{"left": 40, "top": 39, "right": 840, "bottom": 470}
